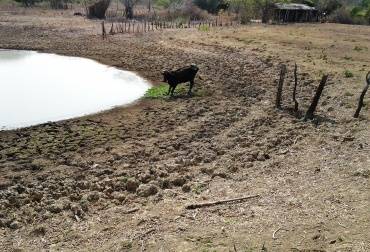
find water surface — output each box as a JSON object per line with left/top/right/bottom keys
{"left": 0, "top": 50, "right": 150, "bottom": 130}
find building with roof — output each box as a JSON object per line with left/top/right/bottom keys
{"left": 272, "top": 3, "right": 319, "bottom": 23}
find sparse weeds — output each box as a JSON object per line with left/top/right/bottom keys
{"left": 344, "top": 70, "right": 354, "bottom": 78}
{"left": 144, "top": 83, "right": 169, "bottom": 98}
{"left": 145, "top": 83, "right": 204, "bottom": 98}
{"left": 353, "top": 46, "right": 367, "bottom": 51}
{"left": 198, "top": 24, "right": 210, "bottom": 32}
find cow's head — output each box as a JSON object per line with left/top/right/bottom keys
{"left": 161, "top": 70, "right": 169, "bottom": 83}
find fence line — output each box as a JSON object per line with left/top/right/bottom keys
{"left": 102, "top": 17, "right": 240, "bottom": 37}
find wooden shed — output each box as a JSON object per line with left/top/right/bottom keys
{"left": 272, "top": 3, "right": 319, "bottom": 23}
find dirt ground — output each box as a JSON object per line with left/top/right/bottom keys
{"left": 0, "top": 7, "right": 369, "bottom": 252}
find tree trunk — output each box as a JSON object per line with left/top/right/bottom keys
{"left": 125, "top": 6, "right": 133, "bottom": 19}
{"left": 87, "top": 0, "right": 111, "bottom": 19}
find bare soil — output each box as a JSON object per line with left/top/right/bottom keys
{"left": 0, "top": 8, "right": 369, "bottom": 252}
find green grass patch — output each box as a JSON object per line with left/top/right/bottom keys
{"left": 344, "top": 70, "right": 354, "bottom": 78}
{"left": 353, "top": 46, "right": 367, "bottom": 51}
{"left": 145, "top": 83, "right": 206, "bottom": 99}
{"left": 145, "top": 83, "right": 168, "bottom": 98}
{"left": 198, "top": 24, "right": 210, "bottom": 32}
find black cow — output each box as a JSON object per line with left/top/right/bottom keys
{"left": 162, "top": 64, "right": 199, "bottom": 96}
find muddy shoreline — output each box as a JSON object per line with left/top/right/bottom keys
{"left": 0, "top": 11, "right": 369, "bottom": 251}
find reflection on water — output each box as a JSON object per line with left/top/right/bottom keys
{"left": 0, "top": 49, "right": 151, "bottom": 130}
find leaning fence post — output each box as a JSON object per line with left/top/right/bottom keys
{"left": 304, "top": 74, "right": 329, "bottom": 121}
{"left": 354, "top": 71, "right": 370, "bottom": 118}
{"left": 276, "top": 64, "right": 287, "bottom": 109}
{"left": 109, "top": 22, "right": 114, "bottom": 35}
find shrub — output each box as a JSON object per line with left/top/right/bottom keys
{"left": 183, "top": 0, "right": 210, "bottom": 19}
{"left": 145, "top": 84, "right": 166, "bottom": 98}
{"left": 194, "top": 0, "right": 229, "bottom": 14}
{"left": 344, "top": 70, "right": 354, "bottom": 78}
{"left": 87, "top": 0, "right": 111, "bottom": 19}
{"left": 328, "top": 7, "right": 355, "bottom": 24}
{"left": 49, "top": 0, "right": 69, "bottom": 9}
{"left": 160, "top": 0, "right": 209, "bottom": 21}
{"left": 14, "top": 0, "right": 38, "bottom": 7}
{"left": 198, "top": 23, "right": 209, "bottom": 31}
{"left": 316, "top": 0, "right": 342, "bottom": 15}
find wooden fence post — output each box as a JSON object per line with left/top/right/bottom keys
{"left": 109, "top": 22, "right": 114, "bottom": 35}
{"left": 293, "top": 63, "right": 299, "bottom": 114}
{"left": 276, "top": 64, "right": 287, "bottom": 109}
{"left": 354, "top": 71, "right": 370, "bottom": 118}
{"left": 304, "top": 74, "right": 329, "bottom": 121}
{"left": 101, "top": 21, "right": 107, "bottom": 39}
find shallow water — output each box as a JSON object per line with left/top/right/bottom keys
{"left": 0, "top": 50, "right": 151, "bottom": 130}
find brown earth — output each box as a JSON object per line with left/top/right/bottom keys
{"left": 0, "top": 8, "right": 369, "bottom": 252}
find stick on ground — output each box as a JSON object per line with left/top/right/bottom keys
{"left": 185, "top": 195, "right": 260, "bottom": 210}
{"left": 354, "top": 71, "right": 370, "bottom": 118}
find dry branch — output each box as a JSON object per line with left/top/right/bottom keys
{"left": 272, "top": 227, "right": 287, "bottom": 239}
{"left": 276, "top": 64, "right": 287, "bottom": 109}
{"left": 304, "top": 74, "right": 329, "bottom": 121}
{"left": 185, "top": 195, "right": 260, "bottom": 210}
{"left": 123, "top": 207, "right": 139, "bottom": 214}
{"left": 354, "top": 71, "right": 370, "bottom": 118}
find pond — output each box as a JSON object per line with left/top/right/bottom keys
{"left": 0, "top": 49, "right": 151, "bottom": 130}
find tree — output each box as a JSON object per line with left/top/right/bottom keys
{"left": 228, "top": 0, "right": 279, "bottom": 23}
{"left": 86, "top": 0, "right": 111, "bottom": 19}
{"left": 121, "top": 0, "right": 138, "bottom": 19}
{"left": 315, "top": 0, "right": 342, "bottom": 15}
{"left": 14, "top": 0, "right": 39, "bottom": 7}
{"left": 193, "top": 0, "right": 221, "bottom": 13}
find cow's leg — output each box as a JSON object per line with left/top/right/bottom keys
{"left": 170, "top": 85, "right": 176, "bottom": 96}
{"left": 188, "top": 80, "right": 194, "bottom": 96}
{"left": 167, "top": 85, "right": 172, "bottom": 95}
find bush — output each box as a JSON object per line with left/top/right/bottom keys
{"left": 316, "top": 0, "right": 342, "bottom": 15}
{"left": 344, "top": 70, "right": 354, "bottom": 78}
{"left": 193, "top": 0, "right": 225, "bottom": 13}
{"left": 156, "top": 0, "right": 172, "bottom": 8}
{"left": 198, "top": 23, "right": 209, "bottom": 31}
{"left": 328, "top": 7, "right": 355, "bottom": 24}
{"left": 159, "top": 0, "right": 209, "bottom": 20}
{"left": 145, "top": 84, "right": 169, "bottom": 98}
{"left": 87, "top": 0, "right": 111, "bottom": 19}
{"left": 49, "top": 0, "right": 69, "bottom": 9}
{"left": 14, "top": 0, "right": 38, "bottom": 7}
